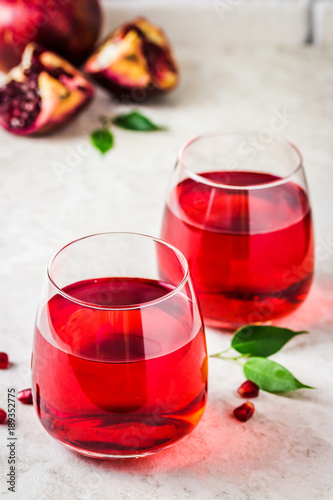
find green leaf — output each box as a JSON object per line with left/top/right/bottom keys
{"left": 91, "top": 128, "right": 114, "bottom": 154}
{"left": 244, "top": 357, "right": 314, "bottom": 393}
{"left": 231, "top": 325, "right": 308, "bottom": 357}
{"left": 113, "top": 111, "right": 167, "bottom": 131}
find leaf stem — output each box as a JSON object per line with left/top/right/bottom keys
{"left": 100, "top": 115, "right": 111, "bottom": 128}
{"left": 210, "top": 347, "right": 231, "bottom": 358}
{"left": 210, "top": 352, "right": 250, "bottom": 364}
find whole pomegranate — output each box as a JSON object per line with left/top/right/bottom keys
{"left": 0, "top": 43, "right": 94, "bottom": 135}
{"left": 84, "top": 17, "right": 179, "bottom": 102}
{"left": 0, "top": 0, "right": 102, "bottom": 72}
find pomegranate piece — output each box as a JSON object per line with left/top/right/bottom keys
{"left": 17, "top": 389, "right": 33, "bottom": 405}
{"left": 237, "top": 380, "right": 260, "bottom": 398}
{"left": 0, "top": 408, "right": 7, "bottom": 424}
{"left": 0, "top": 352, "right": 9, "bottom": 369}
{"left": 0, "top": 0, "right": 102, "bottom": 72}
{"left": 0, "top": 43, "right": 94, "bottom": 136}
{"left": 85, "top": 17, "right": 179, "bottom": 101}
{"left": 233, "top": 402, "right": 255, "bottom": 422}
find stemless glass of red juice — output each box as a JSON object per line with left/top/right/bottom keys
{"left": 161, "top": 134, "right": 314, "bottom": 329}
{"left": 32, "top": 233, "right": 207, "bottom": 458}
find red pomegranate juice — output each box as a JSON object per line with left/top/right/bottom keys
{"left": 161, "top": 171, "right": 314, "bottom": 328}
{"left": 32, "top": 277, "right": 207, "bottom": 457}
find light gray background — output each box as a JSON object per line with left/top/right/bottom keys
{"left": 0, "top": 2, "right": 333, "bottom": 499}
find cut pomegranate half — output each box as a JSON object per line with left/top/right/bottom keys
{"left": 84, "top": 17, "right": 179, "bottom": 101}
{"left": 0, "top": 43, "right": 95, "bottom": 136}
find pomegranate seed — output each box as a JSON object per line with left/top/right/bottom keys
{"left": 0, "top": 352, "right": 9, "bottom": 369}
{"left": 0, "top": 74, "right": 41, "bottom": 130}
{"left": 233, "top": 401, "right": 255, "bottom": 422}
{"left": 237, "top": 380, "right": 260, "bottom": 398}
{"left": 17, "top": 389, "right": 33, "bottom": 405}
{"left": 0, "top": 408, "right": 6, "bottom": 424}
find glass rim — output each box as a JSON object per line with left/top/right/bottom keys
{"left": 177, "top": 132, "right": 304, "bottom": 190}
{"left": 47, "top": 232, "right": 190, "bottom": 311}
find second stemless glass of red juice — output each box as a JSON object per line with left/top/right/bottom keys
{"left": 161, "top": 134, "right": 314, "bottom": 329}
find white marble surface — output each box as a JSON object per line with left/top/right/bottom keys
{"left": 102, "top": 1, "right": 310, "bottom": 45}
{"left": 0, "top": 30, "right": 333, "bottom": 500}
{"left": 313, "top": 0, "right": 333, "bottom": 46}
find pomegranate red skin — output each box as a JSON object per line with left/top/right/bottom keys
{"left": 86, "top": 73, "right": 158, "bottom": 102}
{"left": 0, "top": 0, "right": 102, "bottom": 72}
{"left": 88, "top": 72, "right": 169, "bottom": 102}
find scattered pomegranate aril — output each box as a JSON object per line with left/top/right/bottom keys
{"left": 0, "top": 0, "right": 102, "bottom": 72}
{"left": 233, "top": 401, "right": 255, "bottom": 422}
{"left": 0, "top": 43, "right": 95, "bottom": 136}
{"left": 0, "top": 352, "right": 9, "bottom": 369}
{"left": 237, "top": 380, "right": 260, "bottom": 398}
{"left": 17, "top": 389, "right": 33, "bottom": 405}
{"left": 0, "top": 408, "right": 6, "bottom": 424}
{"left": 85, "top": 17, "right": 179, "bottom": 101}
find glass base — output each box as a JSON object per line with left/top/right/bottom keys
{"left": 204, "top": 317, "right": 273, "bottom": 331}
{"left": 54, "top": 433, "right": 190, "bottom": 459}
